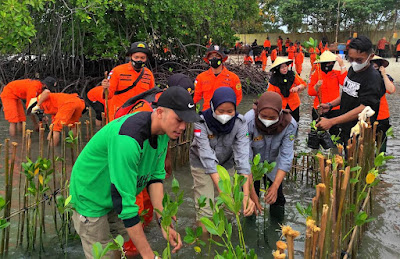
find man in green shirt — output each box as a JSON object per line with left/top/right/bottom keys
{"left": 70, "top": 87, "right": 201, "bottom": 259}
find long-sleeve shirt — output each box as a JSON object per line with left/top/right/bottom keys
{"left": 189, "top": 114, "right": 250, "bottom": 175}
{"left": 0, "top": 79, "right": 43, "bottom": 107}
{"left": 308, "top": 69, "right": 347, "bottom": 110}
{"left": 245, "top": 109, "right": 297, "bottom": 181}
{"left": 267, "top": 74, "right": 305, "bottom": 111}
{"left": 194, "top": 67, "right": 242, "bottom": 110}
{"left": 70, "top": 112, "right": 169, "bottom": 228}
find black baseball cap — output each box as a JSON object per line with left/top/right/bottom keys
{"left": 156, "top": 87, "right": 201, "bottom": 123}
{"left": 167, "top": 73, "right": 194, "bottom": 94}
{"left": 127, "top": 41, "right": 151, "bottom": 56}
{"left": 41, "top": 77, "right": 56, "bottom": 90}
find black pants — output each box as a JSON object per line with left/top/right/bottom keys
{"left": 378, "top": 49, "right": 385, "bottom": 58}
{"left": 254, "top": 176, "right": 286, "bottom": 207}
{"left": 396, "top": 51, "right": 400, "bottom": 62}
{"left": 286, "top": 104, "right": 299, "bottom": 122}
{"left": 89, "top": 101, "right": 104, "bottom": 121}
{"left": 377, "top": 118, "right": 391, "bottom": 153}
{"left": 312, "top": 109, "right": 342, "bottom": 142}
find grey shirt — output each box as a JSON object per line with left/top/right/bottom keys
{"left": 244, "top": 109, "right": 297, "bottom": 181}
{"left": 189, "top": 114, "right": 251, "bottom": 175}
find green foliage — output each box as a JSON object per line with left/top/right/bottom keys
{"left": 22, "top": 157, "right": 54, "bottom": 197}
{"left": 0, "top": 196, "right": 11, "bottom": 230}
{"left": 296, "top": 202, "right": 312, "bottom": 219}
{"left": 92, "top": 235, "right": 126, "bottom": 259}
{"left": 251, "top": 153, "right": 276, "bottom": 182}
{"left": 65, "top": 130, "right": 78, "bottom": 148}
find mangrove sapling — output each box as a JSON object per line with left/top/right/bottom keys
{"left": 55, "top": 194, "right": 74, "bottom": 251}
{"left": 92, "top": 235, "right": 126, "bottom": 259}
{"left": 65, "top": 129, "right": 78, "bottom": 165}
{"left": 184, "top": 196, "right": 207, "bottom": 255}
{"left": 199, "top": 165, "right": 258, "bottom": 259}
{"left": 21, "top": 157, "right": 54, "bottom": 252}
{"left": 155, "top": 177, "right": 183, "bottom": 259}
{"left": 0, "top": 196, "right": 11, "bottom": 256}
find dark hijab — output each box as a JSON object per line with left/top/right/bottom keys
{"left": 254, "top": 91, "right": 292, "bottom": 135}
{"left": 268, "top": 65, "right": 295, "bottom": 98}
{"left": 202, "top": 87, "right": 238, "bottom": 135}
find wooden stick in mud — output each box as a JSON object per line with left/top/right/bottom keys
{"left": 5, "top": 142, "right": 18, "bottom": 252}
{"left": 104, "top": 71, "right": 110, "bottom": 124}
{"left": 0, "top": 139, "right": 10, "bottom": 255}
{"left": 318, "top": 204, "right": 329, "bottom": 259}
{"left": 85, "top": 120, "right": 89, "bottom": 142}
{"left": 39, "top": 127, "right": 45, "bottom": 158}
{"left": 88, "top": 108, "right": 93, "bottom": 138}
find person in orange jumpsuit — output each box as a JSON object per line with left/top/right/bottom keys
{"left": 244, "top": 53, "right": 253, "bottom": 66}
{"left": 86, "top": 86, "right": 105, "bottom": 127}
{"left": 345, "top": 37, "right": 353, "bottom": 57}
{"left": 287, "top": 42, "right": 296, "bottom": 60}
{"left": 308, "top": 51, "right": 347, "bottom": 139}
{"left": 263, "top": 37, "right": 271, "bottom": 53}
{"left": 294, "top": 51, "right": 304, "bottom": 75}
{"left": 261, "top": 49, "right": 268, "bottom": 71}
{"left": 277, "top": 36, "right": 283, "bottom": 55}
{"left": 193, "top": 45, "right": 242, "bottom": 110}
{"left": 28, "top": 90, "right": 85, "bottom": 146}
{"left": 0, "top": 77, "right": 56, "bottom": 136}
{"left": 284, "top": 38, "right": 291, "bottom": 55}
{"left": 268, "top": 57, "right": 306, "bottom": 122}
{"left": 396, "top": 39, "right": 400, "bottom": 62}
{"left": 371, "top": 56, "right": 396, "bottom": 152}
{"left": 101, "top": 42, "right": 155, "bottom": 120}
{"left": 270, "top": 48, "right": 278, "bottom": 63}
{"left": 116, "top": 73, "right": 194, "bottom": 257}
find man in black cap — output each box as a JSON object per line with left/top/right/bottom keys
{"left": 102, "top": 41, "right": 155, "bottom": 120}
{"left": 193, "top": 45, "right": 242, "bottom": 111}
{"left": 70, "top": 86, "right": 200, "bottom": 259}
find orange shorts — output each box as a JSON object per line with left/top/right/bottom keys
{"left": 1, "top": 97, "right": 26, "bottom": 123}
{"left": 52, "top": 99, "right": 85, "bottom": 132}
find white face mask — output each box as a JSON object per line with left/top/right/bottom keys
{"left": 351, "top": 54, "right": 371, "bottom": 72}
{"left": 213, "top": 113, "right": 233, "bottom": 124}
{"left": 258, "top": 115, "right": 279, "bottom": 128}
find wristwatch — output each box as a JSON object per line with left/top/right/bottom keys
{"left": 327, "top": 102, "right": 333, "bottom": 111}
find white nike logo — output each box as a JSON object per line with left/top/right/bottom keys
{"left": 188, "top": 103, "right": 194, "bottom": 108}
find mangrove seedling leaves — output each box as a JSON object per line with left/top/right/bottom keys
{"left": 0, "top": 196, "right": 5, "bottom": 210}
{"left": 171, "top": 177, "right": 180, "bottom": 194}
{"left": 92, "top": 242, "right": 103, "bottom": 259}
{"left": 253, "top": 153, "right": 261, "bottom": 166}
{"left": 65, "top": 195, "right": 72, "bottom": 207}
{"left": 200, "top": 218, "right": 219, "bottom": 236}
{"left": 198, "top": 195, "right": 207, "bottom": 208}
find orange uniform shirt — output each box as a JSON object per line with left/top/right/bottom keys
{"left": 396, "top": 43, "right": 400, "bottom": 51}
{"left": 295, "top": 52, "right": 304, "bottom": 75}
{"left": 277, "top": 39, "right": 283, "bottom": 51}
{"left": 377, "top": 93, "right": 390, "bottom": 120}
{"left": 194, "top": 67, "right": 242, "bottom": 110}
{"left": 309, "top": 47, "right": 320, "bottom": 65}
{"left": 285, "top": 39, "right": 291, "bottom": 48}
{"left": 1, "top": 79, "right": 43, "bottom": 106}
{"left": 287, "top": 46, "right": 296, "bottom": 59}
{"left": 267, "top": 74, "right": 305, "bottom": 111}
{"left": 308, "top": 69, "right": 347, "bottom": 110}
{"left": 263, "top": 40, "right": 271, "bottom": 48}
{"left": 244, "top": 56, "right": 253, "bottom": 65}
{"left": 271, "top": 49, "right": 278, "bottom": 62}
{"left": 377, "top": 39, "right": 387, "bottom": 50}
{"left": 107, "top": 63, "right": 155, "bottom": 119}
{"left": 39, "top": 93, "right": 85, "bottom": 131}
{"left": 87, "top": 86, "right": 105, "bottom": 105}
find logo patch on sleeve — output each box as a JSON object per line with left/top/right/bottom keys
{"left": 194, "top": 129, "right": 201, "bottom": 137}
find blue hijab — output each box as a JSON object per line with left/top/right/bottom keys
{"left": 202, "top": 87, "right": 238, "bottom": 135}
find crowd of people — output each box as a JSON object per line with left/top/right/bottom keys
{"left": 0, "top": 35, "right": 395, "bottom": 258}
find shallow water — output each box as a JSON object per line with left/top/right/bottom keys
{"left": 0, "top": 89, "right": 399, "bottom": 258}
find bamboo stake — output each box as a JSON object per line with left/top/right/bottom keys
{"left": 333, "top": 167, "right": 350, "bottom": 258}
{"left": 104, "top": 71, "right": 110, "bottom": 124}
{"left": 318, "top": 204, "right": 329, "bottom": 259}
{"left": 85, "top": 120, "right": 89, "bottom": 142}
{"left": 0, "top": 139, "right": 10, "bottom": 255}
{"left": 343, "top": 188, "right": 371, "bottom": 259}
{"left": 4, "top": 142, "right": 18, "bottom": 253}
{"left": 89, "top": 108, "right": 93, "bottom": 137}
{"left": 39, "top": 127, "right": 45, "bottom": 158}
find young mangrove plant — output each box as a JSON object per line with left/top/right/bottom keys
{"left": 92, "top": 234, "right": 126, "bottom": 259}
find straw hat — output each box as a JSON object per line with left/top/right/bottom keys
{"left": 371, "top": 55, "right": 389, "bottom": 68}
{"left": 314, "top": 50, "right": 337, "bottom": 63}
{"left": 270, "top": 57, "right": 293, "bottom": 70}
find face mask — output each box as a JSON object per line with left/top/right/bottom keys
{"left": 213, "top": 113, "right": 233, "bottom": 124}
{"left": 321, "top": 63, "right": 334, "bottom": 72}
{"left": 258, "top": 116, "right": 279, "bottom": 128}
{"left": 209, "top": 58, "right": 222, "bottom": 69}
{"left": 351, "top": 54, "right": 371, "bottom": 72}
{"left": 131, "top": 60, "right": 145, "bottom": 70}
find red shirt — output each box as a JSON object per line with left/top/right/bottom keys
{"left": 287, "top": 46, "right": 296, "bottom": 59}
{"left": 194, "top": 67, "right": 242, "bottom": 110}
{"left": 377, "top": 39, "right": 388, "bottom": 50}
